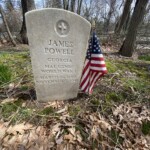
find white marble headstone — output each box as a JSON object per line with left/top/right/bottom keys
{"left": 25, "top": 8, "right": 91, "bottom": 102}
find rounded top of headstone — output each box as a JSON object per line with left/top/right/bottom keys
{"left": 25, "top": 8, "right": 91, "bottom": 27}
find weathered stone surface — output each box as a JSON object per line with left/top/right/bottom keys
{"left": 25, "top": 8, "right": 91, "bottom": 102}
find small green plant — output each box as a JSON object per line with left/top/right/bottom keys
{"left": 109, "top": 129, "right": 123, "bottom": 145}
{"left": 21, "top": 85, "right": 29, "bottom": 91}
{"left": 10, "top": 108, "right": 33, "bottom": 124}
{"left": 0, "top": 100, "right": 24, "bottom": 118}
{"left": 90, "top": 98, "right": 100, "bottom": 106}
{"left": 124, "top": 79, "right": 147, "bottom": 92}
{"left": 75, "top": 124, "right": 88, "bottom": 141}
{"left": 106, "top": 92, "right": 124, "bottom": 102}
{"left": 0, "top": 64, "right": 12, "bottom": 86}
{"left": 138, "top": 55, "right": 150, "bottom": 61}
{"left": 142, "top": 121, "right": 150, "bottom": 135}
{"left": 39, "top": 107, "right": 54, "bottom": 115}
{"left": 68, "top": 105, "right": 81, "bottom": 116}
{"left": 1, "top": 103, "right": 18, "bottom": 118}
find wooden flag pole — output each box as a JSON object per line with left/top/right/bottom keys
{"left": 91, "top": 19, "right": 95, "bottom": 50}
{"left": 92, "top": 19, "right": 95, "bottom": 30}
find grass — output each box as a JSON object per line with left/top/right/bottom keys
{"left": 0, "top": 49, "right": 150, "bottom": 150}
{"left": 68, "top": 105, "right": 81, "bottom": 116}
{"left": 0, "top": 51, "right": 32, "bottom": 87}
{"left": 138, "top": 55, "right": 150, "bottom": 61}
{"left": 105, "top": 92, "right": 124, "bottom": 102}
{"left": 39, "top": 107, "right": 55, "bottom": 115}
{"left": 0, "top": 100, "right": 23, "bottom": 118}
{"left": 105, "top": 60, "right": 118, "bottom": 73}
{"left": 0, "top": 50, "right": 150, "bottom": 125}
{"left": 109, "top": 129, "right": 124, "bottom": 145}
{"left": 124, "top": 78, "right": 148, "bottom": 92}
{"left": 142, "top": 121, "right": 150, "bottom": 135}
{"left": 0, "top": 65, "right": 12, "bottom": 86}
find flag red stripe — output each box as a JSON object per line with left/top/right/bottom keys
{"left": 91, "top": 57, "right": 104, "bottom": 61}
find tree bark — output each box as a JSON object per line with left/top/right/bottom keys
{"left": 52, "top": 0, "right": 62, "bottom": 8}
{"left": 103, "top": 0, "right": 116, "bottom": 33}
{"left": 27, "top": 0, "right": 36, "bottom": 10}
{"left": 0, "top": 4, "right": 16, "bottom": 46}
{"left": 63, "top": 0, "right": 70, "bottom": 10}
{"left": 77, "top": 0, "right": 83, "bottom": 15}
{"left": 20, "top": 0, "right": 36, "bottom": 44}
{"left": 6, "top": 0, "right": 14, "bottom": 11}
{"left": 70, "top": 0, "right": 76, "bottom": 12}
{"left": 115, "top": 0, "right": 133, "bottom": 34}
{"left": 45, "top": 0, "right": 51, "bottom": 7}
{"left": 119, "top": 0, "right": 149, "bottom": 57}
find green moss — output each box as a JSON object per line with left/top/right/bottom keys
{"left": 68, "top": 105, "right": 81, "bottom": 116}
{"left": 139, "top": 55, "right": 150, "bottom": 61}
{"left": 142, "top": 121, "right": 150, "bottom": 135}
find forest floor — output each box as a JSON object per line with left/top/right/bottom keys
{"left": 0, "top": 44, "right": 150, "bottom": 150}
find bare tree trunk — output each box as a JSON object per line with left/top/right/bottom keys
{"left": 20, "top": 0, "right": 35, "bottom": 44}
{"left": 6, "top": 0, "right": 14, "bottom": 11}
{"left": 5, "top": 0, "right": 21, "bottom": 32}
{"left": 119, "top": 0, "right": 149, "bottom": 57}
{"left": 70, "top": 0, "right": 76, "bottom": 12}
{"left": 0, "top": 4, "right": 16, "bottom": 46}
{"left": 20, "top": 0, "right": 28, "bottom": 44}
{"left": 63, "top": 0, "right": 70, "bottom": 10}
{"left": 103, "top": 0, "right": 116, "bottom": 33}
{"left": 122, "top": 11, "right": 131, "bottom": 33}
{"left": 52, "top": 0, "right": 62, "bottom": 8}
{"left": 115, "top": 0, "right": 133, "bottom": 34}
{"left": 27, "top": 0, "right": 36, "bottom": 10}
{"left": 0, "top": 28, "right": 4, "bottom": 44}
{"left": 45, "top": 0, "right": 51, "bottom": 7}
{"left": 77, "top": 0, "right": 83, "bottom": 15}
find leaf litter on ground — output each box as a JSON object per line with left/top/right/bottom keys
{"left": 0, "top": 47, "right": 150, "bottom": 150}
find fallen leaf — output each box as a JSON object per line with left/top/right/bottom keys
{"left": 56, "top": 136, "right": 63, "bottom": 144}
{"left": 64, "top": 134, "right": 74, "bottom": 142}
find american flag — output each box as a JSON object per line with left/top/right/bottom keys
{"left": 80, "top": 31, "right": 107, "bottom": 94}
